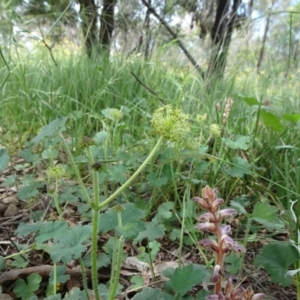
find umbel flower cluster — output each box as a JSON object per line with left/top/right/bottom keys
{"left": 151, "top": 105, "right": 190, "bottom": 142}
{"left": 194, "top": 186, "right": 265, "bottom": 300}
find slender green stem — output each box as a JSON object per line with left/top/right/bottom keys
{"left": 109, "top": 209, "right": 124, "bottom": 300}
{"left": 108, "top": 236, "right": 124, "bottom": 300}
{"left": 53, "top": 179, "right": 63, "bottom": 218}
{"left": 178, "top": 186, "right": 189, "bottom": 267}
{"left": 98, "top": 136, "right": 164, "bottom": 209}
{"left": 59, "top": 133, "right": 92, "bottom": 205}
{"left": 79, "top": 258, "right": 89, "bottom": 300}
{"left": 146, "top": 241, "right": 156, "bottom": 279}
{"left": 88, "top": 147, "right": 101, "bottom": 300}
{"left": 91, "top": 208, "right": 100, "bottom": 300}
{"left": 53, "top": 263, "right": 57, "bottom": 295}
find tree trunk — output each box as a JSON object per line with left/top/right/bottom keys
{"left": 78, "top": 0, "right": 98, "bottom": 57}
{"left": 99, "top": 0, "right": 117, "bottom": 53}
{"left": 207, "top": 0, "right": 241, "bottom": 79}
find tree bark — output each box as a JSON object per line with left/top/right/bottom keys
{"left": 99, "top": 0, "right": 117, "bottom": 52}
{"left": 207, "top": 0, "right": 241, "bottom": 79}
{"left": 256, "top": 0, "right": 275, "bottom": 73}
{"left": 78, "top": 0, "right": 98, "bottom": 57}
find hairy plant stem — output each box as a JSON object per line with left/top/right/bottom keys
{"left": 79, "top": 257, "right": 89, "bottom": 300}
{"left": 98, "top": 136, "right": 163, "bottom": 209}
{"left": 109, "top": 210, "right": 124, "bottom": 300}
{"left": 59, "top": 134, "right": 92, "bottom": 205}
{"left": 87, "top": 147, "right": 101, "bottom": 300}
{"left": 90, "top": 136, "right": 163, "bottom": 299}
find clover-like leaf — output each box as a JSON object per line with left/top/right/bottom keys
{"left": 49, "top": 265, "right": 70, "bottom": 285}
{"left": 16, "top": 221, "right": 69, "bottom": 244}
{"left": 225, "top": 253, "right": 241, "bottom": 274}
{"left": 108, "top": 164, "right": 128, "bottom": 184}
{"left": 44, "top": 295, "right": 62, "bottom": 300}
{"left": 98, "top": 203, "right": 145, "bottom": 234}
{"left": 225, "top": 157, "right": 251, "bottom": 177}
{"left": 222, "top": 135, "right": 251, "bottom": 150}
{"left": 260, "top": 110, "right": 285, "bottom": 132}
{"left": 29, "top": 116, "right": 67, "bottom": 145}
{"left": 51, "top": 224, "right": 91, "bottom": 263}
{"left": 239, "top": 96, "right": 260, "bottom": 106}
{"left": 254, "top": 242, "right": 300, "bottom": 286}
{"left": 64, "top": 287, "right": 88, "bottom": 300}
{"left": 132, "top": 287, "right": 164, "bottom": 300}
{"left": 116, "top": 222, "right": 143, "bottom": 239}
{"left": 135, "top": 222, "right": 165, "bottom": 242}
{"left": 164, "top": 264, "right": 210, "bottom": 296}
{"left": 251, "top": 202, "right": 284, "bottom": 231}
{"left": 19, "top": 148, "right": 41, "bottom": 164}
{"left": 283, "top": 113, "right": 300, "bottom": 122}
{"left": 146, "top": 172, "right": 168, "bottom": 188}
{"left": 157, "top": 202, "right": 174, "bottom": 219}
{"left": 0, "top": 148, "right": 9, "bottom": 172}
{"left": 230, "top": 200, "right": 247, "bottom": 215}
{"left": 13, "top": 273, "right": 42, "bottom": 299}
{"left": 1, "top": 174, "right": 16, "bottom": 187}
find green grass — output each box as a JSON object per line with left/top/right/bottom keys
{"left": 1, "top": 46, "right": 300, "bottom": 297}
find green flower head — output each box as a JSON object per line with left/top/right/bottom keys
{"left": 210, "top": 124, "right": 221, "bottom": 137}
{"left": 110, "top": 109, "right": 123, "bottom": 121}
{"left": 151, "top": 105, "right": 190, "bottom": 142}
{"left": 47, "top": 165, "right": 66, "bottom": 179}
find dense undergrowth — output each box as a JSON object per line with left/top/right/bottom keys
{"left": 0, "top": 49, "right": 300, "bottom": 299}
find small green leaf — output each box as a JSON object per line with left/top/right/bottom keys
{"left": 44, "top": 295, "right": 62, "bottom": 300}
{"left": 230, "top": 200, "right": 247, "bottom": 214}
{"left": 225, "top": 157, "right": 251, "bottom": 177}
{"left": 165, "top": 264, "right": 210, "bottom": 296}
{"left": 251, "top": 202, "right": 284, "bottom": 231}
{"left": 29, "top": 116, "right": 67, "bottom": 145}
{"left": 98, "top": 203, "right": 145, "bottom": 234}
{"left": 18, "top": 185, "right": 40, "bottom": 200}
{"left": 51, "top": 224, "right": 91, "bottom": 263}
{"left": 19, "top": 149, "right": 41, "bottom": 164}
{"left": 170, "top": 229, "right": 181, "bottom": 241}
{"left": 49, "top": 265, "right": 70, "bottom": 285}
{"left": 42, "top": 147, "right": 59, "bottom": 160}
{"left": 283, "top": 113, "right": 300, "bottom": 122}
{"left": 195, "top": 161, "right": 209, "bottom": 176}
{"left": 13, "top": 273, "right": 42, "bottom": 299}
{"left": 93, "top": 130, "right": 108, "bottom": 144}
{"left": 0, "top": 174, "right": 16, "bottom": 187}
{"left": 83, "top": 252, "right": 110, "bottom": 269}
{"left": 116, "top": 223, "right": 141, "bottom": 240}
{"left": 10, "top": 254, "right": 29, "bottom": 268}
{"left": 222, "top": 135, "right": 251, "bottom": 150}
{"left": 225, "top": 253, "right": 241, "bottom": 274}
{"left": 108, "top": 164, "right": 128, "bottom": 184}
{"left": 0, "top": 256, "right": 5, "bottom": 271}
{"left": 260, "top": 110, "right": 285, "bottom": 131}
{"left": 0, "top": 148, "right": 9, "bottom": 171}
{"left": 64, "top": 287, "right": 88, "bottom": 300}
{"left": 16, "top": 221, "right": 69, "bottom": 244}
{"left": 157, "top": 202, "right": 174, "bottom": 219}
{"left": 238, "top": 96, "right": 260, "bottom": 106}
{"left": 254, "top": 242, "right": 300, "bottom": 286}
{"left": 135, "top": 222, "right": 165, "bottom": 242}
{"left": 130, "top": 275, "right": 144, "bottom": 289}
{"left": 146, "top": 172, "right": 168, "bottom": 188}
{"left": 133, "top": 287, "right": 164, "bottom": 300}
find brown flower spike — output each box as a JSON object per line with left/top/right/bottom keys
{"left": 194, "top": 185, "right": 265, "bottom": 300}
